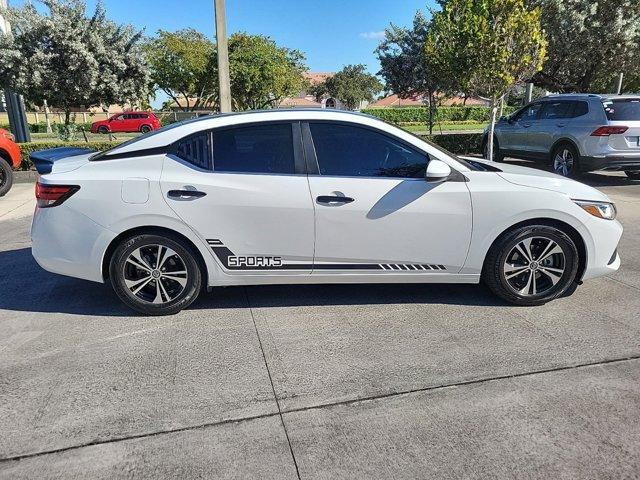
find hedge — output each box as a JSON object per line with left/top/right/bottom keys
{"left": 18, "top": 141, "right": 124, "bottom": 170}
{"left": 421, "top": 133, "right": 483, "bottom": 155}
{"left": 362, "top": 106, "right": 517, "bottom": 124}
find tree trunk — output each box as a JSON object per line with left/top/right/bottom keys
{"left": 64, "top": 109, "right": 71, "bottom": 126}
{"left": 427, "top": 89, "right": 435, "bottom": 135}
{"left": 487, "top": 98, "right": 498, "bottom": 161}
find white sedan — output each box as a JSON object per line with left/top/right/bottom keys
{"left": 30, "top": 110, "right": 622, "bottom": 315}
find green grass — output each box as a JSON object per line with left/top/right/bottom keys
{"left": 401, "top": 123, "right": 487, "bottom": 133}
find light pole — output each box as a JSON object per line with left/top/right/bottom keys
{"left": 1, "top": 0, "right": 31, "bottom": 142}
{"left": 214, "top": 0, "right": 232, "bottom": 113}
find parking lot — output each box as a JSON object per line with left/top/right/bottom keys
{"left": 1, "top": 165, "right": 639, "bottom": 479}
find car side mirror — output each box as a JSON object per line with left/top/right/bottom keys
{"left": 425, "top": 160, "right": 452, "bottom": 183}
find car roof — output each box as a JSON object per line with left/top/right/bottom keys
{"left": 542, "top": 93, "right": 640, "bottom": 101}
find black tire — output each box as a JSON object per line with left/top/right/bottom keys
{"left": 140, "top": 124, "right": 152, "bottom": 134}
{"left": 551, "top": 143, "right": 580, "bottom": 177}
{"left": 483, "top": 225, "right": 580, "bottom": 306}
{"left": 109, "top": 233, "right": 202, "bottom": 315}
{"left": 0, "top": 156, "right": 14, "bottom": 197}
{"left": 482, "top": 136, "right": 504, "bottom": 162}
{"left": 97, "top": 126, "right": 109, "bottom": 134}
{"left": 625, "top": 170, "right": 640, "bottom": 180}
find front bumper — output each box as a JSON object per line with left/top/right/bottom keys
{"left": 581, "top": 155, "right": 640, "bottom": 172}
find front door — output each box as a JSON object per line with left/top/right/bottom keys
{"left": 161, "top": 122, "right": 315, "bottom": 276}
{"left": 305, "top": 122, "right": 472, "bottom": 274}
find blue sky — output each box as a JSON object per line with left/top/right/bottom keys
{"left": 57, "top": 0, "right": 434, "bottom": 73}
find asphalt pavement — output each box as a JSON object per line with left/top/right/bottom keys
{"left": 0, "top": 166, "right": 639, "bottom": 479}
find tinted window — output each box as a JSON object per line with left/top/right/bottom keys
{"left": 603, "top": 99, "right": 640, "bottom": 121}
{"left": 176, "top": 133, "right": 212, "bottom": 170}
{"left": 310, "top": 123, "right": 428, "bottom": 178}
{"left": 540, "top": 101, "right": 574, "bottom": 120}
{"left": 571, "top": 101, "right": 589, "bottom": 117}
{"left": 513, "top": 103, "right": 542, "bottom": 122}
{"left": 213, "top": 123, "right": 295, "bottom": 174}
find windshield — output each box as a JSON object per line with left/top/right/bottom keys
{"left": 603, "top": 99, "right": 640, "bottom": 121}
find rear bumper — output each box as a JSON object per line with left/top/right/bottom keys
{"left": 581, "top": 155, "right": 640, "bottom": 172}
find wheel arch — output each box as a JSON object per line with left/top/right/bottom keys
{"left": 549, "top": 137, "right": 581, "bottom": 160}
{"left": 101, "top": 225, "right": 210, "bottom": 286}
{"left": 484, "top": 217, "right": 587, "bottom": 282}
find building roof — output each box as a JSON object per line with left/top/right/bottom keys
{"left": 369, "top": 93, "right": 489, "bottom": 107}
{"left": 303, "top": 72, "right": 334, "bottom": 86}
{"left": 278, "top": 97, "right": 322, "bottom": 108}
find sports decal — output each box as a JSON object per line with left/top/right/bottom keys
{"left": 207, "top": 239, "right": 447, "bottom": 272}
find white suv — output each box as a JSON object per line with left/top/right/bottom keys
{"left": 31, "top": 110, "right": 622, "bottom": 315}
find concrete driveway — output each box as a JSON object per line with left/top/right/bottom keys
{"left": 0, "top": 168, "right": 639, "bottom": 479}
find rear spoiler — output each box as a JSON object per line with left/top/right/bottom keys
{"left": 30, "top": 147, "right": 96, "bottom": 175}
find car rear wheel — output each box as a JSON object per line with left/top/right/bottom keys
{"left": 0, "top": 156, "right": 14, "bottom": 197}
{"left": 109, "top": 234, "right": 202, "bottom": 315}
{"left": 140, "top": 124, "right": 152, "bottom": 133}
{"left": 551, "top": 143, "right": 580, "bottom": 177}
{"left": 483, "top": 225, "right": 579, "bottom": 306}
{"left": 97, "top": 126, "right": 109, "bottom": 134}
{"left": 625, "top": 170, "right": 640, "bottom": 180}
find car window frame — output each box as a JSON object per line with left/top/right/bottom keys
{"left": 169, "top": 120, "right": 306, "bottom": 176}
{"left": 302, "top": 120, "right": 435, "bottom": 180}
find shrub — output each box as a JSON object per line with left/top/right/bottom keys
{"left": 420, "top": 133, "right": 483, "bottom": 155}
{"left": 18, "top": 141, "right": 124, "bottom": 170}
{"left": 362, "top": 106, "right": 516, "bottom": 124}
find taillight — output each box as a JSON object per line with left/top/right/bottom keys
{"left": 591, "top": 126, "right": 629, "bottom": 136}
{"left": 35, "top": 183, "right": 80, "bottom": 208}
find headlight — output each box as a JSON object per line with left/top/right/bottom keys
{"left": 573, "top": 200, "right": 617, "bottom": 220}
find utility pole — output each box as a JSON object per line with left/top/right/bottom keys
{"left": 1, "top": 0, "right": 31, "bottom": 142}
{"left": 524, "top": 82, "right": 533, "bottom": 105}
{"left": 214, "top": 0, "right": 232, "bottom": 113}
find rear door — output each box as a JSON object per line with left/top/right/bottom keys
{"left": 160, "top": 122, "right": 315, "bottom": 276}
{"left": 602, "top": 98, "right": 640, "bottom": 155}
{"left": 305, "top": 122, "right": 472, "bottom": 274}
{"left": 536, "top": 100, "right": 576, "bottom": 154}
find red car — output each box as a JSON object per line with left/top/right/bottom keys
{"left": 0, "top": 128, "right": 21, "bottom": 197}
{"left": 91, "top": 111, "right": 161, "bottom": 134}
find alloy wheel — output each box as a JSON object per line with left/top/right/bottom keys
{"left": 553, "top": 148, "right": 574, "bottom": 176}
{"left": 0, "top": 168, "right": 5, "bottom": 188}
{"left": 502, "top": 236, "right": 566, "bottom": 296}
{"left": 123, "top": 244, "right": 188, "bottom": 304}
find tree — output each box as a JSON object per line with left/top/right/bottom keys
{"left": 376, "top": 12, "right": 441, "bottom": 133}
{"left": 0, "top": 0, "right": 149, "bottom": 124}
{"left": 321, "top": 64, "right": 382, "bottom": 111}
{"left": 528, "top": 0, "right": 640, "bottom": 93}
{"left": 228, "top": 33, "right": 307, "bottom": 110}
{"left": 425, "top": 0, "right": 546, "bottom": 159}
{"left": 145, "top": 29, "right": 217, "bottom": 112}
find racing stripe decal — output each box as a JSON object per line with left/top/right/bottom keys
{"left": 207, "top": 239, "right": 447, "bottom": 272}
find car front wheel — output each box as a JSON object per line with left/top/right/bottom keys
{"left": 109, "top": 234, "right": 202, "bottom": 315}
{"left": 483, "top": 225, "right": 579, "bottom": 306}
{"left": 0, "top": 156, "right": 14, "bottom": 197}
{"left": 97, "top": 126, "right": 109, "bottom": 134}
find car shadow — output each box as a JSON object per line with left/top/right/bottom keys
{"left": 0, "top": 247, "right": 507, "bottom": 316}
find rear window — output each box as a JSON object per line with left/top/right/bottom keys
{"left": 603, "top": 99, "right": 640, "bottom": 121}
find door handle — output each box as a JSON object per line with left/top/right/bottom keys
{"left": 522, "top": 123, "right": 531, "bottom": 128}
{"left": 556, "top": 123, "right": 566, "bottom": 128}
{"left": 316, "top": 195, "right": 354, "bottom": 205}
{"left": 168, "top": 189, "right": 207, "bottom": 199}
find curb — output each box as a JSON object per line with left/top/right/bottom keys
{"left": 14, "top": 171, "right": 37, "bottom": 184}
